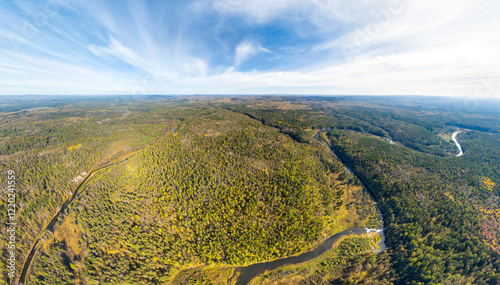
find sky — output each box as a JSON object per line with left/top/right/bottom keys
{"left": 0, "top": 0, "right": 499, "bottom": 96}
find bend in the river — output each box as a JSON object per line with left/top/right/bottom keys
{"left": 233, "top": 133, "right": 387, "bottom": 285}
{"left": 234, "top": 227, "right": 381, "bottom": 285}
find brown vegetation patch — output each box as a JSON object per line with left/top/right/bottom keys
{"left": 53, "top": 213, "right": 83, "bottom": 255}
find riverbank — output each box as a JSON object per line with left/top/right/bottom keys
{"left": 235, "top": 228, "right": 375, "bottom": 285}
{"left": 313, "top": 133, "right": 386, "bottom": 249}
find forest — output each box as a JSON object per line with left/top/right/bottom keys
{"left": 222, "top": 96, "right": 500, "bottom": 284}
{"left": 1, "top": 95, "right": 499, "bottom": 284}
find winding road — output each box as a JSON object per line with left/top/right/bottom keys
{"left": 452, "top": 131, "right": 464, "bottom": 157}
{"left": 18, "top": 155, "right": 135, "bottom": 285}
{"left": 235, "top": 130, "right": 466, "bottom": 284}
{"left": 20, "top": 126, "right": 385, "bottom": 285}
{"left": 19, "top": 126, "right": 177, "bottom": 285}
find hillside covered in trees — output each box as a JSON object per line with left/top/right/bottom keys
{"left": 1, "top": 95, "right": 500, "bottom": 284}
{"left": 1, "top": 96, "right": 380, "bottom": 285}
{"left": 222, "top": 96, "right": 500, "bottom": 284}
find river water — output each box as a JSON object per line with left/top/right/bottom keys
{"left": 451, "top": 131, "right": 463, "bottom": 157}
{"left": 235, "top": 228, "right": 374, "bottom": 285}
{"left": 234, "top": 133, "right": 387, "bottom": 285}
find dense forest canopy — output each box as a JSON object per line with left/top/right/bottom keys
{"left": 1, "top": 95, "right": 499, "bottom": 285}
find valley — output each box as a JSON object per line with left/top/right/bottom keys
{"left": 1, "top": 95, "right": 500, "bottom": 285}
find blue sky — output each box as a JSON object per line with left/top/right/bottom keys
{"left": 1, "top": 0, "right": 499, "bottom": 96}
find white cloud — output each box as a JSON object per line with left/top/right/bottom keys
{"left": 210, "top": 0, "right": 380, "bottom": 25}
{"left": 0, "top": 50, "right": 136, "bottom": 95}
{"left": 212, "top": 0, "right": 299, "bottom": 23}
{"left": 234, "top": 41, "right": 270, "bottom": 67}
{"left": 181, "top": 57, "right": 208, "bottom": 77}
{"left": 88, "top": 36, "right": 183, "bottom": 82}
{"left": 2, "top": 0, "right": 500, "bottom": 96}
{"left": 89, "top": 37, "right": 146, "bottom": 69}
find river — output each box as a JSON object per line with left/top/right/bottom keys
{"left": 234, "top": 228, "right": 378, "bottom": 285}
{"left": 233, "top": 133, "right": 387, "bottom": 285}
{"left": 20, "top": 127, "right": 386, "bottom": 285}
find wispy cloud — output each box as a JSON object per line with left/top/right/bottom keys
{"left": 234, "top": 41, "right": 271, "bottom": 67}
{"left": 212, "top": 0, "right": 300, "bottom": 24}
{"left": 0, "top": 0, "right": 499, "bottom": 96}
